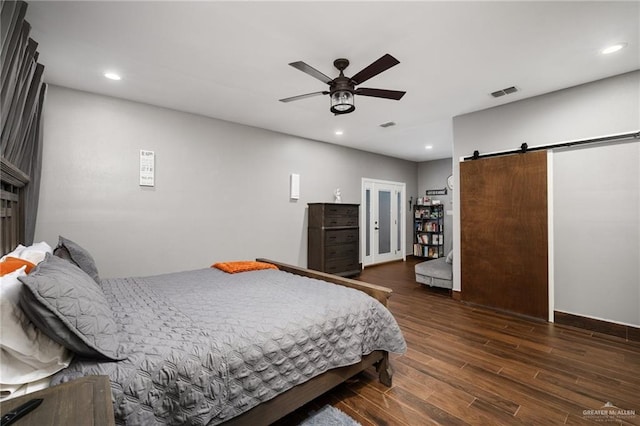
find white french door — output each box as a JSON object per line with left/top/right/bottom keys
{"left": 361, "top": 178, "right": 406, "bottom": 267}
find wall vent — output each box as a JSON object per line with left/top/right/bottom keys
{"left": 379, "top": 121, "right": 396, "bottom": 128}
{"left": 491, "top": 86, "right": 518, "bottom": 98}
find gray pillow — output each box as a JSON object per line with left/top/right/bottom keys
{"left": 53, "top": 236, "right": 100, "bottom": 284}
{"left": 445, "top": 250, "right": 453, "bottom": 264}
{"left": 18, "top": 253, "right": 124, "bottom": 360}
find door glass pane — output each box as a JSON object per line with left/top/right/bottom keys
{"left": 397, "top": 191, "right": 401, "bottom": 252}
{"left": 378, "top": 190, "right": 391, "bottom": 254}
{"left": 365, "top": 189, "right": 371, "bottom": 256}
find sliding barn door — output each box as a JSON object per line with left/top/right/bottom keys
{"left": 460, "top": 150, "right": 548, "bottom": 320}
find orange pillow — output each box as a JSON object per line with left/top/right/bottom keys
{"left": 0, "top": 257, "right": 36, "bottom": 276}
{"left": 212, "top": 261, "right": 278, "bottom": 274}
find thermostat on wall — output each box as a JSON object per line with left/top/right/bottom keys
{"left": 140, "top": 150, "right": 155, "bottom": 187}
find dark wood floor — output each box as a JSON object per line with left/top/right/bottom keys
{"left": 276, "top": 257, "right": 640, "bottom": 425}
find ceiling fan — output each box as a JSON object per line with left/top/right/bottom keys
{"left": 279, "top": 53, "right": 406, "bottom": 115}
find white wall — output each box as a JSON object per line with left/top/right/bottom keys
{"left": 554, "top": 142, "right": 639, "bottom": 326}
{"left": 452, "top": 70, "right": 640, "bottom": 325}
{"left": 35, "top": 85, "right": 417, "bottom": 278}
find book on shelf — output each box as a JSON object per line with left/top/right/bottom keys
{"left": 415, "top": 207, "right": 432, "bottom": 219}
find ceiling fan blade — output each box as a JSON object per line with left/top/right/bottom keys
{"left": 355, "top": 87, "right": 406, "bottom": 100}
{"left": 279, "top": 91, "right": 328, "bottom": 103}
{"left": 289, "top": 61, "right": 333, "bottom": 84}
{"left": 350, "top": 54, "right": 400, "bottom": 85}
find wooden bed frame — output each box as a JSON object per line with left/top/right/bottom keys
{"left": 0, "top": 161, "right": 397, "bottom": 425}
{"left": 223, "top": 259, "right": 395, "bottom": 425}
{"left": 1, "top": 157, "right": 29, "bottom": 255}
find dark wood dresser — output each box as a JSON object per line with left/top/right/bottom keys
{"left": 307, "top": 203, "right": 360, "bottom": 277}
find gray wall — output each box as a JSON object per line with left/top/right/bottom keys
{"left": 35, "top": 85, "right": 417, "bottom": 278}
{"left": 452, "top": 70, "right": 640, "bottom": 326}
{"left": 417, "top": 158, "right": 453, "bottom": 255}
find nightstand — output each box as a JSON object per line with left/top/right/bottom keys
{"left": 0, "top": 375, "right": 115, "bottom": 426}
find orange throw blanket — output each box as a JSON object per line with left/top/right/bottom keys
{"left": 212, "top": 261, "right": 278, "bottom": 274}
{"left": 0, "top": 257, "right": 36, "bottom": 276}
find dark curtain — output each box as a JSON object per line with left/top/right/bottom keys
{"left": 1, "top": 0, "right": 46, "bottom": 244}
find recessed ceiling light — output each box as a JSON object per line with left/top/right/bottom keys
{"left": 425, "top": 145, "right": 433, "bottom": 150}
{"left": 335, "top": 130, "right": 343, "bottom": 136}
{"left": 601, "top": 43, "right": 627, "bottom": 55}
{"left": 104, "top": 72, "right": 121, "bottom": 80}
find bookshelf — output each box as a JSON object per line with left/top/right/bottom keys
{"left": 413, "top": 203, "right": 444, "bottom": 259}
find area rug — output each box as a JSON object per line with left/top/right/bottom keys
{"left": 299, "top": 405, "right": 362, "bottom": 426}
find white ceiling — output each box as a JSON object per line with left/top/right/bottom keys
{"left": 26, "top": 1, "right": 639, "bottom": 162}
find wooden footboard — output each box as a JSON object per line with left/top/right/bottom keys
{"left": 223, "top": 259, "right": 397, "bottom": 425}
{"left": 224, "top": 350, "right": 387, "bottom": 426}
{"left": 256, "top": 258, "right": 393, "bottom": 307}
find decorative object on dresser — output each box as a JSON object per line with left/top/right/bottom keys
{"left": 308, "top": 203, "right": 361, "bottom": 277}
{"left": 334, "top": 187, "right": 342, "bottom": 203}
{"left": 413, "top": 203, "right": 444, "bottom": 259}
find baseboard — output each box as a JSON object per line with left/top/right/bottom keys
{"left": 554, "top": 311, "right": 640, "bottom": 342}
{"left": 451, "top": 290, "right": 461, "bottom": 301}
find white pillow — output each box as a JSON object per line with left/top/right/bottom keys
{"left": 1, "top": 242, "right": 53, "bottom": 265}
{"left": 0, "top": 244, "right": 26, "bottom": 262}
{"left": 20, "top": 242, "right": 53, "bottom": 265}
{"left": 0, "top": 266, "right": 72, "bottom": 400}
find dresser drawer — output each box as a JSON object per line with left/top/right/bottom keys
{"left": 323, "top": 205, "right": 358, "bottom": 227}
{"left": 323, "top": 215, "right": 358, "bottom": 227}
{"left": 323, "top": 204, "right": 359, "bottom": 217}
{"left": 325, "top": 229, "right": 359, "bottom": 245}
{"left": 324, "top": 257, "right": 360, "bottom": 275}
{"left": 325, "top": 242, "right": 358, "bottom": 259}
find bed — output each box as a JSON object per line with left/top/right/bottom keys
{"left": 0, "top": 162, "right": 406, "bottom": 425}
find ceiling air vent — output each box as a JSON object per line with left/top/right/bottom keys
{"left": 379, "top": 121, "right": 396, "bottom": 128}
{"left": 491, "top": 86, "right": 518, "bottom": 98}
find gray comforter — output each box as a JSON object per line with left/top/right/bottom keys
{"left": 51, "top": 268, "right": 406, "bottom": 425}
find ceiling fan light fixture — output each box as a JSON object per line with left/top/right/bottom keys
{"left": 330, "top": 90, "right": 355, "bottom": 114}
{"left": 282, "top": 54, "right": 404, "bottom": 115}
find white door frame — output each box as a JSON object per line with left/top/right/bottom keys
{"left": 361, "top": 178, "right": 406, "bottom": 267}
